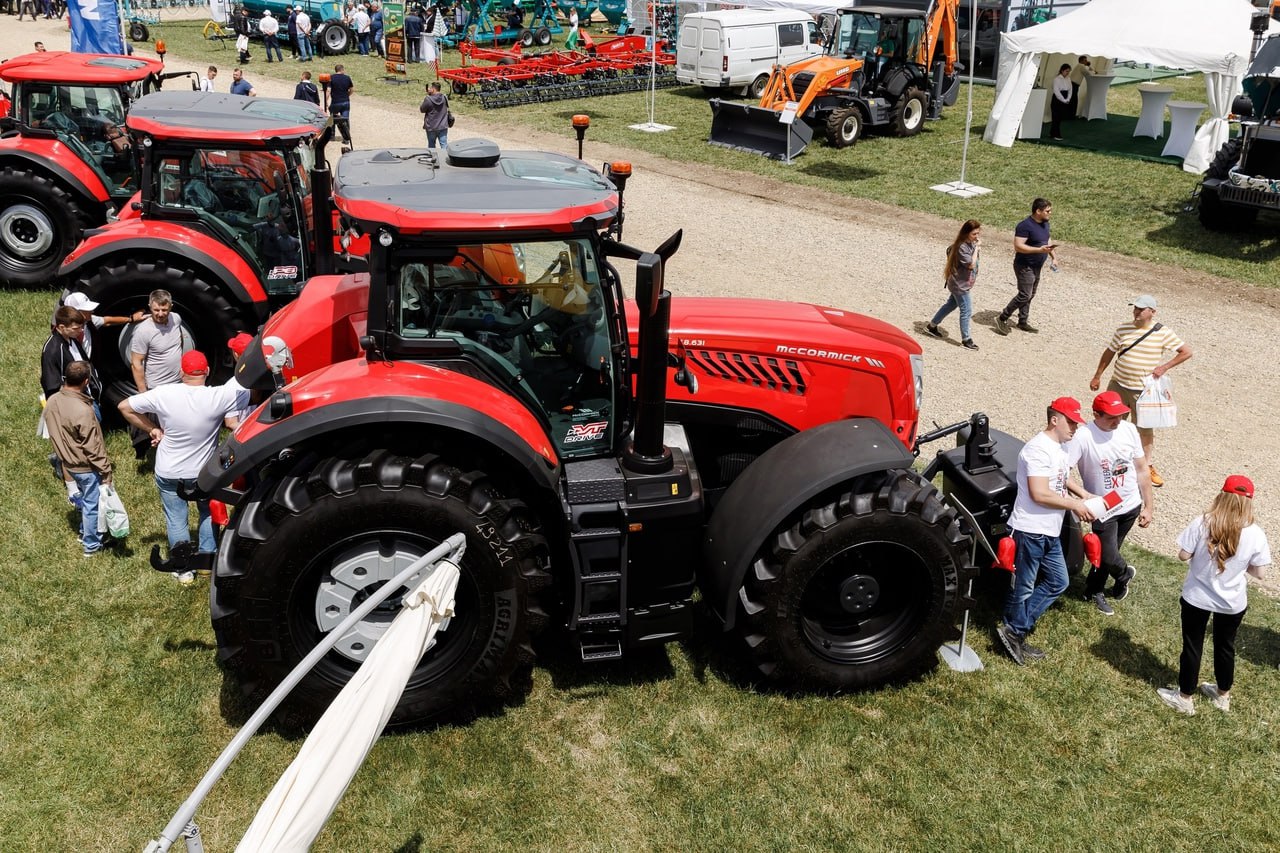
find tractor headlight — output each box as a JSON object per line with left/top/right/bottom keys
{"left": 909, "top": 353, "right": 924, "bottom": 413}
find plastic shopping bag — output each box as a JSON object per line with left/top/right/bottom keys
{"left": 1135, "top": 375, "right": 1177, "bottom": 429}
{"left": 100, "top": 484, "right": 130, "bottom": 539}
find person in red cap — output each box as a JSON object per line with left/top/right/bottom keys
{"left": 996, "top": 397, "right": 1097, "bottom": 665}
{"left": 1066, "top": 391, "right": 1155, "bottom": 616}
{"left": 1157, "top": 475, "right": 1271, "bottom": 715}
{"left": 118, "top": 350, "right": 249, "bottom": 585}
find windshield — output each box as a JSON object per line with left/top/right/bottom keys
{"left": 153, "top": 146, "right": 312, "bottom": 294}
{"left": 833, "top": 12, "right": 881, "bottom": 58}
{"left": 392, "top": 237, "right": 615, "bottom": 458}
{"left": 22, "top": 84, "right": 133, "bottom": 192}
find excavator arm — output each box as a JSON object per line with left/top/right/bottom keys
{"left": 914, "top": 0, "right": 960, "bottom": 77}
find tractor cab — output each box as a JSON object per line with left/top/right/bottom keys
{"left": 128, "top": 91, "right": 330, "bottom": 298}
{"left": 830, "top": 6, "right": 931, "bottom": 92}
{"left": 337, "top": 142, "right": 626, "bottom": 459}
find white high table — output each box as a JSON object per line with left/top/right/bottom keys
{"left": 1079, "top": 73, "right": 1117, "bottom": 121}
{"left": 1134, "top": 83, "right": 1175, "bottom": 138}
{"left": 1162, "top": 100, "right": 1206, "bottom": 159}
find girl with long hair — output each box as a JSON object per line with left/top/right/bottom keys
{"left": 1157, "top": 475, "right": 1271, "bottom": 715}
{"left": 925, "top": 219, "right": 981, "bottom": 350}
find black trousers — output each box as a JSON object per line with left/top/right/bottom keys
{"left": 1001, "top": 265, "right": 1041, "bottom": 324}
{"left": 1178, "top": 597, "right": 1245, "bottom": 696}
{"left": 1085, "top": 506, "right": 1140, "bottom": 596}
{"left": 1049, "top": 97, "right": 1071, "bottom": 138}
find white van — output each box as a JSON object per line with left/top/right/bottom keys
{"left": 676, "top": 9, "right": 822, "bottom": 98}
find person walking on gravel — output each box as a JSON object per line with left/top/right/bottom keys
{"left": 1088, "top": 294, "right": 1191, "bottom": 488}
{"left": 1157, "top": 475, "right": 1270, "bottom": 716}
{"left": 925, "top": 218, "right": 981, "bottom": 350}
{"left": 1068, "top": 391, "right": 1154, "bottom": 616}
{"left": 996, "top": 397, "right": 1096, "bottom": 665}
{"left": 996, "top": 198, "right": 1056, "bottom": 336}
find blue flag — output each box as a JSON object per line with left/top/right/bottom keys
{"left": 69, "top": 0, "right": 126, "bottom": 55}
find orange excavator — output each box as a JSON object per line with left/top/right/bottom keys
{"left": 709, "top": 0, "right": 962, "bottom": 159}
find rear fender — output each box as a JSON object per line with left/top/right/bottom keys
{"left": 200, "top": 359, "right": 560, "bottom": 499}
{"left": 703, "top": 418, "right": 914, "bottom": 630}
{"left": 0, "top": 144, "right": 110, "bottom": 204}
{"left": 59, "top": 219, "right": 267, "bottom": 306}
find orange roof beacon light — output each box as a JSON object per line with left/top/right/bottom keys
{"left": 155, "top": 39, "right": 166, "bottom": 62}
{"left": 572, "top": 114, "right": 590, "bottom": 159}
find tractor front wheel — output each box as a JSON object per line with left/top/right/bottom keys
{"left": 893, "top": 87, "right": 927, "bottom": 136}
{"left": 0, "top": 168, "right": 85, "bottom": 288}
{"left": 212, "top": 451, "right": 551, "bottom": 727}
{"left": 825, "top": 107, "right": 862, "bottom": 148}
{"left": 736, "top": 470, "right": 971, "bottom": 690}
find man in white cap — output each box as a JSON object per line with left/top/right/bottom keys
{"left": 295, "top": 5, "right": 314, "bottom": 61}
{"left": 59, "top": 292, "right": 146, "bottom": 360}
{"left": 260, "top": 9, "right": 283, "bottom": 62}
{"left": 1088, "top": 295, "right": 1192, "bottom": 488}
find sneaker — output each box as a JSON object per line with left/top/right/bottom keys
{"left": 82, "top": 547, "right": 100, "bottom": 557}
{"left": 1088, "top": 592, "right": 1115, "bottom": 616}
{"left": 174, "top": 571, "right": 196, "bottom": 587}
{"left": 1111, "top": 565, "right": 1137, "bottom": 600}
{"left": 994, "top": 315, "right": 1011, "bottom": 336}
{"left": 1156, "top": 687, "right": 1195, "bottom": 716}
{"left": 1199, "top": 683, "right": 1230, "bottom": 712}
{"left": 1149, "top": 465, "right": 1164, "bottom": 488}
{"left": 1021, "top": 638, "right": 1047, "bottom": 661}
{"left": 995, "top": 623, "right": 1025, "bottom": 666}
{"left": 1016, "top": 322, "right": 1039, "bottom": 333}
{"left": 925, "top": 322, "right": 944, "bottom": 338}
{"left": 962, "top": 339, "right": 980, "bottom": 350}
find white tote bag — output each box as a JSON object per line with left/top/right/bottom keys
{"left": 97, "top": 484, "right": 131, "bottom": 538}
{"left": 1135, "top": 375, "right": 1177, "bottom": 429}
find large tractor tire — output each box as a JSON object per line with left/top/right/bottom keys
{"left": 892, "top": 87, "right": 927, "bottom": 137}
{"left": 212, "top": 451, "right": 552, "bottom": 727}
{"left": 736, "top": 470, "right": 972, "bottom": 690}
{"left": 318, "top": 22, "right": 352, "bottom": 55}
{"left": 77, "top": 260, "right": 245, "bottom": 412}
{"left": 1198, "top": 138, "right": 1257, "bottom": 231}
{"left": 825, "top": 107, "right": 862, "bottom": 148}
{"left": 0, "top": 168, "right": 86, "bottom": 288}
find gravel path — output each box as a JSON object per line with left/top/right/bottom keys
{"left": 10, "top": 21, "right": 1278, "bottom": 587}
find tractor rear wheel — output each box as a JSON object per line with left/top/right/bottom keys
{"left": 318, "top": 22, "right": 351, "bottom": 55}
{"left": 892, "top": 87, "right": 927, "bottom": 136}
{"left": 736, "top": 470, "right": 971, "bottom": 690}
{"left": 77, "top": 260, "right": 245, "bottom": 412}
{"left": 825, "top": 107, "right": 862, "bottom": 148}
{"left": 212, "top": 451, "right": 551, "bottom": 728}
{"left": 0, "top": 168, "right": 86, "bottom": 288}
{"left": 1198, "top": 138, "right": 1256, "bottom": 231}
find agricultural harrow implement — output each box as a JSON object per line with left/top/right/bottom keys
{"left": 440, "top": 34, "right": 676, "bottom": 108}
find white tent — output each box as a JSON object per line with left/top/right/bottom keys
{"left": 983, "top": 0, "right": 1274, "bottom": 174}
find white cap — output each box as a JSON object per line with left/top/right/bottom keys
{"left": 263, "top": 8, "right": 273, "bottom": 14}
{"left": 64, "top": 292, "right": 99, "bottom": 311}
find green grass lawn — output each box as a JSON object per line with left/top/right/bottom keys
{"left": 4, "top": 295, "right": 1280, "bottom": 848}
{"left": 153, "top": 20, "right": 1280, "bottom": 287}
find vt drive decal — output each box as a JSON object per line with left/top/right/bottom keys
{"left": 564, "top": 421, "right": 608, "bottom": 443}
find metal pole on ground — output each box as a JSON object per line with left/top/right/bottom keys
{"left": 931, "top": 0, "right": 992, "bottom": 198}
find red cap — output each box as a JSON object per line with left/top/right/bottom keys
{"left": 1092, "top": 391, "right": 1131, "bottom": 417}
{"left": 1222, "top": 474, "right": 1255, "bottom": 498}
{"left": 227, "top": 333, "right": 254, "bottom": 357}
{"left": 1049, "top": 396, "right": 1085, "bottom": 424}
{"left": 181, "top": 350, "right": 209, "bottom": 376}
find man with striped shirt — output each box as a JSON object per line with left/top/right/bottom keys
{"left": 1089, "top": 295, "right": 1192, "bottom": 487}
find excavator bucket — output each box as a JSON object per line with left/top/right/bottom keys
{"left": 708, "top": 99, "right": 813, "bottom": 160}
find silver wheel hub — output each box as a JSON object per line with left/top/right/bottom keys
{"left": 0, "top": 204, "right": 55, "bottom": 258}
{"left": 315, "top": 539, "right": 433, "bottom": 663}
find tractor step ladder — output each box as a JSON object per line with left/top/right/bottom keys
{"left": 563, "top": 459, "right": 630, "bottom": 661}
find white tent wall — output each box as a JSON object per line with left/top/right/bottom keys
{"left": 983, "top": 0, "right": 1276, "bottom": 174}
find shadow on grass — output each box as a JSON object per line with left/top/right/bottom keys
{"left": 535, "top": 625, "right": 679, "bottom": 695}
{"left": 798, "top": 159, "right": 879, "bottom": 182}
{"left": 1145, "top": 206, "right": 1280, "bottom": 266}
{"left": 393, "top": 832, "right": 424, "bottom": 853}
{"left": 1091, "top": 626, "right": 1176, "bottom": 686}
{"left": 166, "top": 638, "right": 216, "bottom": 653}
{"left": 1237, "top": 623, "right": 1280, "bottom": 669}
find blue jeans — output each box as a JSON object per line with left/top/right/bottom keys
{"left": 1003, "top": 530, "right": 1068, "bottom": 636}
{"left": 358, "top": 32, "right": 370, "bottom": 54}
{"left": 930, "top": 290, "right": 972, "bottom": 340}
{"left": 155, "top": 475, "right": 215, "bottom": 553}
{"left": 264, "top": 34, "right": 283, "bottom": 62}
{"left": 427, "top": 129, "right": 448, "bottom": 149}
{"left": 71, "top": 470, "right": 103, "bottom": 552}
{"left": 296, "top": 33, "right": 313, "bottom": 60}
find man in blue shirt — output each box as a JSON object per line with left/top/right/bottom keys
{"left": 329, "top": 64, "right": 355, "bottom": 148}
{"left": 230, "top": 67, "right": 257, "bottom": 96}
{"left": 997, "top": 197, "right": 1057, "bottom": 335}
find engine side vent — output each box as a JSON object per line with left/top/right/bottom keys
{"left": 686, "top": 350, "right": 807, "bottom": 395}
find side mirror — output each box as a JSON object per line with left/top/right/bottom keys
{"left": 634, "top": 252, "right": 663, "bottom": 318}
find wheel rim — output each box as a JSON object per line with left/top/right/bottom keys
{"left": 904, "top": 97, "right": 924, "bottom": 131}
{"left": 798, "top": 539, "right": 930, "bottom": 665}
{"left": 325, "top": 27, "right": 346, "bottom": 50}
{"left": 0, "top": 203, "right": 56, "bottom": 259}
{"left": 840, "top": 115, "right": 858, "bottom": 143}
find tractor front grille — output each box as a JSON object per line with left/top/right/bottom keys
{"left": 686, "top": 350, "right": 807, "bottom": 395}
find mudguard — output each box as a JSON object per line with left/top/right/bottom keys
{"left": 199, "top": 358, "right": 560, "bottom": 500}
{"left": 702, "top": 417, "right": 915, "bottom": 630}
{"left": 60, "top": 219, "right": 268, "bottom": 307}
{"left": 0, "top": 143, "right": 111, "bottom": 204}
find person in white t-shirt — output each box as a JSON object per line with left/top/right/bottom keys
{"left": 119, "top": 350, "right": 249, "bottom": 584}
{"left": 130, "top": 289, "right": 187, "bottom": 392}
{"left": 996, "top": 397, "right": 1096, "bottom": 665}
{"left": 1067, "top": 391, "right": 1154, "bottom": 616}
{"left": 1157, "top": 475, "right": 1271, "bottom": 716}
{"left": 201, "top": 65, "right": 218, "bottom": 92}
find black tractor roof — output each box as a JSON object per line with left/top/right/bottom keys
{"left": 333, "top": 140, "right": 621, "bottom": 236}
{"left": 127, "top": 91, "right": 328, "bottom": 145}
{"left": 842, "top": 2, "right": 929, "bottom": 18}
{"left": 0, "top": 51, "right": 164, "bottom": 85}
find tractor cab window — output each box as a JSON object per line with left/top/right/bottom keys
{"left": 392, "top": 237, "right": 615, "bottom": 458}
{"left": 21, "top": 83, "right": 132, "bottom": 192}
{"left": 154, "top": 147, "right": 310, "bottom": 294}
{"left": 834, "top": 13, "right": 882, "bottom": 59}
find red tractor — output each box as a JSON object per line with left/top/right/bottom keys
{"left": 58, "top": 90, "right": 341, "bottom": 409}
{"left": 0, "top": 51, "right": 198, "bottom": 287}
{"left": 197, "top": 139, "right": 1018, "bottom": 726}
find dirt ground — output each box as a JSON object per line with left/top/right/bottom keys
{"left": 9, "top": 21, "right": 1279, "bottom": 589}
